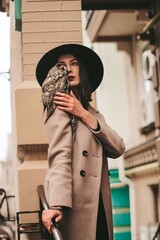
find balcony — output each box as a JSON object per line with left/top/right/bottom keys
{"left": 123, "top": 137, "right": 160, "bottom": 176}
{"left": 85, "top": 10, "right": 149, "bottom": 42}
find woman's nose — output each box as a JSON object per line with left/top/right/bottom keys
{"left": 66, "top": 64, "right": 72, "bottom": 72}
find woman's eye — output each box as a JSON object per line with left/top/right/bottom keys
{"left": 72, "top": 61, "right": 78, "bottom": 66}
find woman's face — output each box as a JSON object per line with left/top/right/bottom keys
{"left": 58, "top": 54, "right": 80, "bottom": 88}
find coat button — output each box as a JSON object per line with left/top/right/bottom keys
{"left": 80, "top": 170, "right": 86, "bottom": 177}
{"left": 82, "top": 150, "right": 88, "bottom": 157}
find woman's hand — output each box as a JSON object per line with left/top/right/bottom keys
{"left": 54, "top": 91, "right": 98, "bottom": 130}
{"left": 54, "top": 90, "right": 85, "bottom": 118}
{"left": 42, "top": 209, "right": 62, "bottom": 233}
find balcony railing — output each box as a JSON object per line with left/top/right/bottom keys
{"left": 124, "top": 138, "right": 159, "bottom": 170}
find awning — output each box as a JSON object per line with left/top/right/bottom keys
{"left": 82, "top": 0, "right": 151, "bottom": 10}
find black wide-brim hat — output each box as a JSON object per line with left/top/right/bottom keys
{"left": 36, "top": 43, "right": 104, "bottom": 92}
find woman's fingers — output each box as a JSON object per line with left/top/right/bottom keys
{"left": 42, "top": 210, "right": 51, "bottom": 232}
{"left": 55, "top": 91, "right": 76, "bottom": 101}
{"left": 54, "top": 100, "right": 70, "bottom": 107}
{"left": 42, "top": 209, "right": 62, "bottom": 232}
{"left": 54, "top": 93, "right": 72, "bottom": 104}
{"left": 55, "top": 92, "right": 70, "bottom": 99}
{"left": 54, "top": 92, "right": 74, "bottom": 109}
{"left": 70, "top": 90, "right": 76, "bottom": 98}
{"left": 54, "top": 91, "right": 84, "bottom": 117}
{"left": 54, "top": 96, "right": 70, "bottom": 103}
{"left": 55, "top": 214, "right": 63, "bottom": 222}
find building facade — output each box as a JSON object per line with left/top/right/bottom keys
{"left": 84, "top": 1, "right": 160, "bottom": 240}
{"left": 0, "top": 0, "right": 160, "bottom": 239}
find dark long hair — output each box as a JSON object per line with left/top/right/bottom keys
{"left": 76, "top": 59, "right": 92, "bottom": 110}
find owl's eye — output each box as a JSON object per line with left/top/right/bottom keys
{"left": 56, "top": 63, "right": 63, "bottom": 67}
{"left": 56, "top": 63, "right": 66, "bottom": 71}
{"left": 60, "top": 65, "right": 67, "bottom": 71}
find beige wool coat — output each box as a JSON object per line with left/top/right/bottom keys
{"left": 44, "top": 104, "right": 125, "bottom": 240}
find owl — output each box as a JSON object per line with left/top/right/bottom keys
{"left": 41, "top": 63, "right": 69, "bottom": 123}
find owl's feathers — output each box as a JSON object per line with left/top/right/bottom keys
{"left": 41, "top": 63, "right": 69, "bottom": 123}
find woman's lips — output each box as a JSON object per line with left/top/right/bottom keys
{"left": 68, "top": 76, "right": 75, "bottom": 81}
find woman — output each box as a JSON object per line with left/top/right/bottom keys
{"left": 36, "top": 44, "right": 125, "bottom": 240}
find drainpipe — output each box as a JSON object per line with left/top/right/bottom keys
{"left": 14, "top": 0, "right": 22, "bottom": 31}
{"left": 118, "top": 157, "right": 137, "bottom": 240}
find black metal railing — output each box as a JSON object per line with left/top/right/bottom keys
{"left": 152, "top": 223, "right": 160, "bottom": 240}
{"left": 0, "top": 189, "right": 15, "bottom": 240}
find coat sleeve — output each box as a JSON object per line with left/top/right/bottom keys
{"left": 44, "top": 108, "right": 73, "bottom": 209}
{"left": 89, "top": 109, "right": 125, "bottom": 159}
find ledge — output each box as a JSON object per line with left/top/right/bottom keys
{"left": 124, "top": 137, "right": 159, "bottom": 170}
{"left": 17, "top": 144, "right": 48, "bottom": 161}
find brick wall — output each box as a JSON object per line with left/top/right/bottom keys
{"left": 22, "top": 0, "right": 83, "bottom": 82}
{"left": 16, "top": 0, "right": 83, "bottom": 146}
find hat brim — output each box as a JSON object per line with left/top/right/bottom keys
{"left": 36, "top": 44, "right": 104, "bottom": 92}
